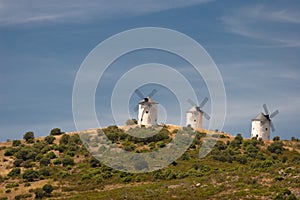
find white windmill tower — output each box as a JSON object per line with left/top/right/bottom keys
{"left": 134, "top": 89, "right": 158, "bottom": 126}
{"left": 251, "top": 104, "right": 279, "bottom": 140}
{"left": 186, "top": 97, "right": 210, "bottom": 130}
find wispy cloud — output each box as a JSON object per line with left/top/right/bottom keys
{"left": 0, "top": 0, "right": 212, "bottom": 25}
{"left": 221, "top": 4, "right": 300, "bottom": 47}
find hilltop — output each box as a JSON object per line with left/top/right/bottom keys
{"left": 0, "top": 125, "right": 300, "bottom": 200}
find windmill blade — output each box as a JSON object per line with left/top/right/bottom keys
{"left": 147, "top": 89, "right": 157, "bottom": 98}
{"left": 263, "top": 104, "right": 269, "bottom": 115}
{"left": 270, "top": 121, "right": 275, "bottom": 132}
{"left": 199, "top": 97, "right": 209, "bottom": 108}
{"left": 187, "top": 98, "right": 197, "bottom": 107}
{"left": 134, "top": 89, "right": 145, "bottom": 99}
{"left": 203, "top": 111, "right": 211, "bottom": 120}
{"left": 270, "top": 110, "right": 279, "bottom": 119}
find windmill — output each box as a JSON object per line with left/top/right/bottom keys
{"left": 186, "top": 97, "right": 210, "bottom": 130}
{"left": 134, "top": 89, "right": 158, "bottom": 126}
{"left": 251, "top": 104, "right": 279, "bottom": 140}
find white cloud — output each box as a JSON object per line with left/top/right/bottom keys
{"left": 221, "top": 4, "right": 300, "bottom": 47}
{"left": 0, "top": 0, "right": 212, "bottom": 25}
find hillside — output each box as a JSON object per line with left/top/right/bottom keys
{"left": 0, "top": 125, "right": 300, "bottom": 200}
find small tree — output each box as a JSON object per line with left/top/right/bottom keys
{"left": 50, "top": 128, "right": 62, "bottom": 135}
{"left": 43, "top": 184, "right": 53, "bottom": 195}
{"left": 273, "top": 136, "right": 280, "bottom": 141}
{"left": 44, "top": 135, "right": 55, "bottom": 144}
{"left": 39, "top": 157, "right": 50, "bottom": 167}
{"left": 7, "top": 167, "right": 21, "bottom": 177}
{"left": 268, "top": 141, "right": 284, "bottom": 154}
{"left": 23, "top": 170, "right": 39, "bottom": 182}
{"left": 62, "top": 156, "right": 75, "bottom": 167}
{"left": 23, "top": 131, "right": 34, "bottom": 143}
{"left": 126, "top": 119, "right": 138, "bottom": 125}
{"left": 34, "top": 188, "right": 44, "bottom": 199}
{"left": 12, "top": 140, "right": 21, "bottom": 146}
{"left": 60, "top": 134, "right": 70, "bottom": 145}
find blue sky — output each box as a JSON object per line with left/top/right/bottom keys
{"left": 0, "top": 0, "right": 300, "bottom": 141}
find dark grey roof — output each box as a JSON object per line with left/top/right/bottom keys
{"left": 252, "top": 112, "right": 270, "bottom": 121}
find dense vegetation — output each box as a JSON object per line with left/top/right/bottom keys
{"left": 0, "top": 126, "right": 299, "bottom": 199}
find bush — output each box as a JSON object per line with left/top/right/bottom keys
{"left": 126, "top": 119, "right": 137, "bottom": 125}
{"left": 39, "top": 167, "right": 50, "bottom": 177}
{"left": 236, "top": 155, "right": 248, "bottom": 164}
{"left": 50, "top": 128, "right": 62, "bottom": 135}
{"left": 4, "top": 148, "right": 14, "bottom": 156}
{"left": 60, "top": 134, "right": 70, "bottom": 145}
{"left": 273, "top": 136, "right": 280, "bottom": 141}
{"left": 13, "top": 159, "right": 23, "bottom": 167}
{"left": 46, "top": 151, "right": 56, "bottom": 159}
{"left": 23, "top": 131, "right": 34, "bottom": 143}
{"left": 39, "top": 157, "right": 50, "bottom": 166}
{"left": 12, "top": 140, "right": 21, "bottom": 147}
{"left": 23, "top": 170, "right": 39, "bottom": 182}
{"left": 14, "top": 194, "right": 32, "bottom": 200}
{"left": 22, "top": 160, "right": 34, "bottom": 168}
{"left": 7, "top": 168, "right": 21, "bottom": 177}
{"left": 268, "top": 141, "right": 284, "bottom": 154}
{"left": 34, "top": 188, "right": 44, "bottom": 199}
{"left": 230, "top": 133, "right": 243, "bottom": 148}
{"left": 43, "top": 184, "right": 53, "bottom": 195}
{"left": 44, "top": 135, "right": 55, "bottom": 144}
{"left": 62, "top": 156, "right": 75, "bottom": 167}
{"left": 53, "top": 158, "right": 62, "bottom": 165}
{"left": 90, "top": 157, "right": 101, "bottom": 168}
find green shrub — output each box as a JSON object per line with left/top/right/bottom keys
{"left": 50, "top": 128, "right": 62, "bottom": 135}
{"left": 7, "top": 167, "right": 21, "bottom": 177}
{"left": 90, "top": 157, "right": 101, "bottom": 168}
{"left": 12, "top": 140, "right": 21, "bottom": 147}
{"left": 12, "top": 159, "right": 21, "bottom": 168}
{"left": 60, "top": 134, "right": 70, "bottom": 145}
{"left": 53, "top": 158, "right": 62, "bottom": 165}
{"left": 62, "top": 156, "right": 75, "bottom": 166}
{"left": 230, "top": 133, "right": 243, "bottom": 148}
{"left": 39, "top": 157, "right": 50, "bottom": 166}
{"left": 273, "top": 136, "right": 280, "bottom": 141}
{"left": 24, "top": 182, "right": 31, "bottom": 187}
{"left": 23, "top": 170, "right": 39, "bottom": 182}
{"left": 44, "top": 135, "right": 55, "bottom": 144}
{"left": 268, "top": 141, "right": 284, "bottom": 154}
{"left": 34, "top": 188, "right": 44, "bottom": 199}
{"left": 157, "top": 141, "right": 166, "bottom": 148}
{"left": 43, "top": 184, "right": 53, "bottom": 195}
{"left": 39, "top": 167, "right": 50, "bottom": 177}
{"left": 4, "top": 148, "right": 14, "bottom": 156}
{"left": 23, "top": 131, "right": 34, "bottom": 143}
{"left": 22, "top": 160, "right": 34, "bottom": 168}
{"left": 5, "top": 182, "right": 19, "bottom": 188}
{"left": 236, "top": 155, "right": 248, "bottom": 164}
{"left": 46, "top": 151, "right": 56, "bottom": 159}
{"left": 126, "top": 119, "right": 137, "bottom": 125}
{"left": 14, "top": 194, "right": 32, "bottom": 200}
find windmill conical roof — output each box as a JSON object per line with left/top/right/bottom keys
{"left": 139, "top": 97, "right": 158, "bottom": 104}
{"left": 187, "top": 106, "right": 202, "bottom": 113}
{"left": 252, "top": 112, "right": 270, "bottom": 121}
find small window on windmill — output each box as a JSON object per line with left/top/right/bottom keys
{"left": 194, "top": 120, "right": 196, "bottom": 122}
{"left": 265, "top": 128, "right": 268, "bottom": 131}
{"left": 141, "top": 118, "right": 143, "bottom": 121}
{"left": 146, "top": 111, "right": 149, "bottom": 114}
